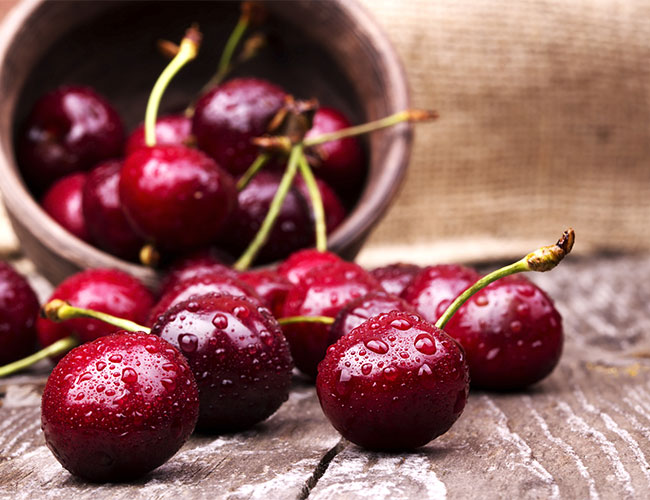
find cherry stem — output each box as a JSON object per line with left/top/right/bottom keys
{"left": 234, "top": 144, "right": 304, "bottom": 271}
{"left": 209, "top": 14, "right": 249, "bottom": 91}
{"left": 42, "top": 299, "right": 151, "bottom": 334}
{"left": 145, "top": 25, "right": 201, "bottom": 147}
{"left": 435, "top": 228, "right": 575, "bottom": 330}
{"left": 0, "top": 336, "right": 79, "bottom": 378}
{"left": 298, "top": 151, "right": 327, "bottom": 252}
{"left": 237, "top": 153, "right": 270, "bottom": 191}
{"left": 278, "top": 316, "right": 335, "bottom": 326}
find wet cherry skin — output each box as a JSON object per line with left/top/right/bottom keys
{"left": 125, "top": 114, "right": 192, "bottom": 155}
{"left": 192, "top": 77, "right": 286, "bottom": 175}
{"left": 370, "top": 263, "right": 422, "bottom": 297}
{"left": 41, "top": 172, "right": 91, "bottom": 242}
{"left": 36, "top": 269, "right": 154, "bottom": 351}
{"left": 0, "top": 262, "right": 39, "bottom": 364}
{"left": 277, "top": 249, "right": 341, "bottom": 285}
{"left": 444, "top": 276, "right": 563, "bottom": 390}
{"left": 82, "top": 160, "right": 144, "bottom": 260}
{"left": 119, "top": 145, "right": 237, "bottom": 253}
{"left": 281, "top": 261, "right": 382, "bottom": 378}
{"left": 316, "top": 311, "right": 469, "bottom": 450}
{"left": 152, "top": 293, "right": 293, "bottom": 432}
{"left": 18, "top": 85, "right": 124, "bottom": 191}
{"left": 238, "top": 269, "right": 292, "bottom": 318}
{"left": 328, "top": 291, "right": 417, "bottom": 346}
{"left": 159, "top": 249, "right": 237, "bottom": 297}
{"left": 41, "top": 332, "right": 199, "bottom": 482}
{"left": 401, "top": 265, "right": 481, "bottom": 324}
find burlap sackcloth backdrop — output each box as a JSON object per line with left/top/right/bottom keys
{"left": 1, "top": 0, "right": 649, "bottom": 267}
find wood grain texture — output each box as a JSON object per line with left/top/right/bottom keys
{"left": 1, "top": 254, "right": 649, "bottom": 498}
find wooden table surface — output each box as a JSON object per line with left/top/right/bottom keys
{"left": 1, "top": 254, "right": 649, "bottom": 499}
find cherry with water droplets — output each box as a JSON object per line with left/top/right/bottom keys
{"left": 238, "top": 269, "right": 291, "bottom": 317}
{"left": 41, "top": 172, "right": 91, "bottom": 242}
{"left": 125, "top": 114, "right": 192, "bottom": 155}
{"left": 159, "top": 249, "right": 236, "bottom": 296}
{"left": 41, "top": 332, "right": 198, "bottom": 482}
{"left": 370, "top": 262, "right": 422, "bottom": 297}
{"left": 277, "top": 249, "right": 341, "bottom": 285}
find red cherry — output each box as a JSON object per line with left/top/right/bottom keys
{"left": 152, "top": 293, "right": 293, "bottom": 431}
{"left": 150, "top": 273, "right": 260, "bottom": 324}
{"left": 0, "top": 262, "right": 39, "bottom": 364}
{"left": 159, "top": 249, "right": 236, "bottom": 297}
{"left": 238, "top": 269, "right": 292, "bottom": 317}
{"left": 18, "top": 85, "right": 124, "bottom": 191}
{"left": 370, "top": 263, "right": 422, "bottom": 297}
{"left": 36, "top": 269, "right": 154, "bottom": 350}
{"left": 41, "top": 172, "right": 91, "bottom": 242}
{"left": 82, "top": 160, "right": 144, "bottom": 260}
{"left": 316, "top": 311, "right": 469, "bottom": 450}
{"left": 119, "top": 145, "right": 237, "bottom": 253}
{"left": 444, "top": 276, "right": 563, "bottom": 390}
{"left": 328, "top": 291, "right": 417, "bottom": 346}
{"left": 277, "top": 249, "right": 341, "bottom": 285}
{"left": 401, "top": 265, "right": 481, "bottom": 323}
{"left": 192, "top": 77, "right": 286, "bottom": 175}
{"left": 304, "top": 107, "right": 364, "bottom": 194}
{"left": 125, "top": 114, "right": 192, "bottom": 155}
{"left": 281, "top": 261, "right": 382, "bottom": 378}
{"left": 295, "top": 176, "right": 346, "bottom": 235}
{"left": 41, "top": 332, "right": 198, "bottom": 482}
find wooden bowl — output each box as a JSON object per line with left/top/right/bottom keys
{"left": 0, "top": 0, "right": 411, "bottom": 288}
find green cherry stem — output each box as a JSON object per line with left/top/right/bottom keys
{"left": 236, "top": 153, "right": 271, "bottom": 191}
{"left": 145, "top": 25, "right": 201, "bottom": 147}
{"left": 278, "top": 316, "right": 335, "bottom": 326}
{"left": 209, "top": 12, "right": 249, "bottom": 90}
{"left": 298, "top": 151, "right": 327, "bottom": 252}
{"left": 43, "top": 299, "right": 151, "bottom": 334}
{"left": 234, "top": 144, "right": 304, "bottom": 271}
{"left": 435, "top": 228, "right": 575, "bottom": 330}
{"left": 0, "top": 336, "right": 79, "bottom": 378}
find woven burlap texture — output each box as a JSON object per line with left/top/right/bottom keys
{"left": 355, "top": 0, "right": 650, "bottom": 265}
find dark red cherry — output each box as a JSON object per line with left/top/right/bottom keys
{"left": 444, "top": 276, "right": 563, "bottom": 390}
{"left": 159, "top": 249, "right": 236, "bottom": 297}
{"left": 18, "top": 85, "right": 124, "bottom": 191}
{"left": 0, "top": 262, "right": 39, "bottom": 364}
{"left": 36, "top": 269, "right": 154, "bottom": 351}
{"left": 82, "top": 160, "right": 144, "bottom": 260}
{"left": 316, "top": 311, "right": 469, "bottom": 450}
{"left": 119, "top": 145, "right": 237, "bottom": 253}
{"left": 295, "top": 176, "right": 346, "bottom": 235}
{"left": 192, "top": 77, "right": 286, "bottom": 175}
{"left": 277, "top": 249, "right": 341, "bottom": 285}
{"left": 152, "top": 293, "right": 293, "bottom": 431}
{"left": 238, "top": 269, "right": 291, "bottom": 317}
{"left": 125, "top": 114, "right": 192, "bottom": 155}
{"left": 304, "top": 107, "right": 364, "bottom": 194}
{"left": 150, "top": 273, "right": 260, "bottom": 324}
{"left": 328, "top": 291, "right": 417, "bottom": 346}
{"left": 402, "top": 265, "right": 481, "bottom": 324}
{"left": 281, "top": 261, "right": 382, "bottom": 378}
{"left": 370, "top": 263, "right": 422, "bottom": 297}
{"left": 41, "top": 332, "right": 199, "bottom": 482}
{"left": 41, "top": 172, "right": 91, "bottom": 242}
{"left": 220, "top": 171, "right": 312, "bottom": 263}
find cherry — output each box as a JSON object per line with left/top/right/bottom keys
{"left": 444, "top": 276, "right": 563, "bottom": 390}
{"left": 295, "top": 176, "right": 346, "bottom": 235}
{"left": 370, "top": 263, "right": 422, "bottom": 297}
{"left": 37, "top": 269, "right": 154, "bottom": 351}
{"left": 220, "top": 171, "right": 313, "bottom": 263}
{"left": 119, "top": 145, "right": 237, "bottom": 254}
{"left": 0, "top": 262, "right": 39, "bottom": 365}
{"left": 277, "top": 249, "right": 341, "bottom": 285}
{"left": 41, "top": 331, "right": 199, "bottom": 482}
{"left": 192, "top": 77, "right": 286, "bottom": 176}
{"left": 125, "top": 114, "right": 192, "bottom": 155}
{"left": 18, "top": 85, "right": 124, "bottom": 191}
{"left": 149, "top": 273, "right": 260, "bottom": 324}
{"left": 328, "top": 290, "right": 417, "bottom": 346}
{"left": 159, "top": 249, "right": 237, "bottom": 297}
{"left": 304, "top": 107, "right": 364, "bottom": 194}
{"left": 281, "top": 261, "right": 382, "bottom": 378}
{"left": 82, "top": 160, "right": 144, "bottom": 260}
{"left": 401, "top": 265, "right": 481, "bottom": 324}
{"left": 152, "top": 293, "right": 293, "bottom": 431}
{"left": 317, "top": 311, "right": 469, "bottom": 450}
{"left": 41, "top": 172, "right": 91, "bottom": 242}
{"left": 238, "top": 269, "right": 292, "bottom": 318}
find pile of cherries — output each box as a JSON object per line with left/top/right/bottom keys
{"left": 0, "top": 5, "right": 575, "bottom": 485}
